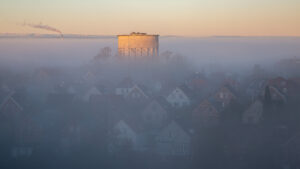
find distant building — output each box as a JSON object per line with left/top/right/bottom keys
{"left": 213, "top": 86, "right": 236, "bottom": 108}
{"left": 0, "top": 91, "right": 23, "bottom": 117}
{"left": 192, "top": 100, "right": 220, "bottom": 127}
{"left": 108, "top": 120, "right": 138, "bottom": 152}
{"left": 115, "top": 77, "right": 135, "bottom": 96}
{"left": 125, "top": 85, "right": 149, "bottom": 100}
{"left": 166, "top": 87, "right": 192, "bottom": 108}
{"left": 142, "top": 100, "right": 168, "bottom": 129}
{"left": 242, "top": 99, "right": 263, "bottom": 125}
{"left": 117, "top": 32, "right": 159, "bottom": 59}
{"left": 155, "top": 121, "right": 191, "bottom": 156}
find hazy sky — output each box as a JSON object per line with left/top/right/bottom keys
{"left": 1, "top": 0, "right": 300, "bottom": 36}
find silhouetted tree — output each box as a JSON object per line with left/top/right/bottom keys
{"left": 94, "top": 47, "right": 112, "bottom": 62}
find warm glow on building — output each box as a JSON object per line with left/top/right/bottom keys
{"left": 117, "top": 32, "right": 159, "bottom": 59}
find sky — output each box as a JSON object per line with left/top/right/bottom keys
{"left": 0, "top": 0, "right": 300, "bottom": 36}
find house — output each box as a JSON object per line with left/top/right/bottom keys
{"left": 109, "top": 120, "right": 138, "bottom": 152}
{"left": 0, "top": 90, "right": 37, "bottom": 158}
{"left": 10, "top": 116, "right": 37, "bottom": 158}
{"left": 82, "top": 86, "right": 102, "bottom": 102}
{"left": 242, "top": 99, "right": 263, "bottom": 125}
{"left": 284, "top": 133, "right": 300, "bottom": 169}
{"left": 192, "top": 100, "right": 220, "bottom": 127}
{"left": 246, "top": 79, "right": 267, "bottom": 101}
{"left": 155, "top": 121, "right": 191, "bottom": 156}
{"left": 125, "top": 85, "right": 149, "bottom": 100}
{"left": 115, "top": 77, "right": 135, "bottom": 97}
{"left": 0, "top": 91, "right": 23, "bottom": 117}
{"left": 264, "top": 85, "right": 287, "bottom": 103}
{"left": 268, "top": 77, "right": 300, "bottom": 99}
{"left": 268, "top": 77, "right": 289, "bottom": 89}
{"left": 186, "top": 72, "right": 207, "bottom": 90}
{"left": 142, "top": 100, "right": 168, "bottom": 129}
{"left": 213, "top": 85, "right": 236, "bottom": 108}
{"left": 166, "top": 86, "right": 192, "bottom": 108}
{"left": 222, "top": 77, "right": 241, "bottom": 91}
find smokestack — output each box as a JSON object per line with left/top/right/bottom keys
{"left": 23, "top": 22, "right": 64, "bottom": 39}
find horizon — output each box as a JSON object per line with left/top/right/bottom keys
{"left": 1, "top": 32, "right": 300, "bottom": 38}
{"left": 1, "top": 0, "right": 300, "bottom": 37}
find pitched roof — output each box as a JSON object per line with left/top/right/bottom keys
{"left": 0, "top": 91, "right": 23, "bottom": 113}
{"left": 126, "top": 85, "right": 149, "bottom": 99}
{"left": 166, "top": 84, "right": 194, "bottom": 100}
{"left": 193, "top": 100, "right": 219, "bottom": 117}
{"left": 156, "top": 121, "right": 191, "bottom": 142}
{"left": 207, "top": 98, "right": 225, "bottom": 113}
{"left": 142, "top": 100, "right": 167, "bottom": 115}
{"left": 209, "top": 85, "right": 238, "bottom": 107}
{"left": 268, "top": 86, "right": 287, "bottom": 102}
{"left": 178, "top": 84, "right": 195, "bottom": 99}
{"left": 111, "top": 116, "right": 143, "bottom": 134}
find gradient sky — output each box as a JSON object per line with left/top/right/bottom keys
{"left": 1, "top": 0, "right": 300, "bottom": 36}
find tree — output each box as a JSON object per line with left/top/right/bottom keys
{"left": 160, "top": 50, "right": 173, "bottom": 61}
{"left": 94, "top": 47, "right": 112, "bottom": 62}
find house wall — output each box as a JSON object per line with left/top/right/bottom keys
{"left": 115, "top": 87, "right": 132, "bottom": 96}
{"left": 142, "top": 101, "right": 167, "bottom": 128}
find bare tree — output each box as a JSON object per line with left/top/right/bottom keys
{"left": 94, "top": 47, "right": 112, "bottom": 62}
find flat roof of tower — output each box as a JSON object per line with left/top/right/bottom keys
{"left": 117, "top": 32, "right": 159, "bottom": 37}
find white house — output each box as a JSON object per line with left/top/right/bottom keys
{"left": 109, "top": 120, "right": 138, "bottom": 152}
{"left": 166, "top": 87, "right": 191, "bottom": 107}
{"left": 126, "top": 85, "right": 148, "bottom": 100}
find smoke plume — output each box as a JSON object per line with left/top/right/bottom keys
{"left": 23, "top": 22, "right": 64, "bottom": 38}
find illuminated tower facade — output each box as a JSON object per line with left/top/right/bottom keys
{"left": 118, "top": 32, "right": 159, "bottom": 59}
